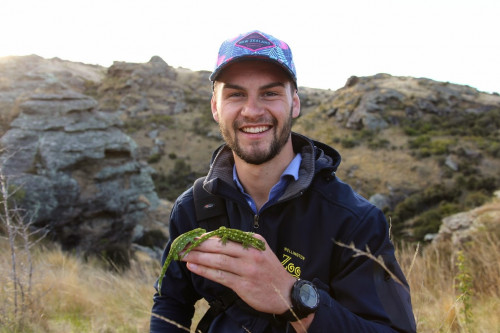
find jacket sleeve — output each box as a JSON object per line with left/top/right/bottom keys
{"left": 150, "top": 200, "right": 200, "bottom": 333}
{"left": 308, "top": 207, "right": 416, "bottom": 333}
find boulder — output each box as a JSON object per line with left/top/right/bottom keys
{"left": 0, "top": 89, "right": 161, "bottom": 266}
{"left": 432, "top": 192, "right": 500, "bottom": 246}
{"left": 369, "top": 193, "right": 391, "bottom": 211}
{"left": 97, "top": 56, "right": 187, "bottom": 116}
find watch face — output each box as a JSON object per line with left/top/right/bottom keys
{"left": 298, "top": 283, "right": 318, "bottom": 309}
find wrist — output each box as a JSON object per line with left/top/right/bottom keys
{"left": 275, "top": 276, "right": 297, "bottom": 315}
{"left": 274, "top": 279, "right": 320, "bottom": 323}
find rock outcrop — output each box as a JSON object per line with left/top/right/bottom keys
{"left": 98, "top": 56, "right": 195, "bottom": 116}
{"left": 324, "top": 74, "right": 500, "bottom": 131}
{"left": 432, "top": 191, "right": 500, "bottom": 246}
{"left": 0, "top": 87, "right": 161, "bottom": 266}
{"left": 0, "top": 55, "right": 105, "bottom": 135}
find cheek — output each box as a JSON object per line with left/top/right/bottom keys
{"left": 215, "top": 103, "right": 239, "bottom": 123}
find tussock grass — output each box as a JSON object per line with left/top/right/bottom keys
{"left": 0, "top": 240, "right": 159, "bottom": 332}
{"left": 398, "top": 199, "right": 500, "bottom": 332}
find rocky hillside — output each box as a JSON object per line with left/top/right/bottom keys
{"left": 0, "top": 56, "right": 167, "bottom": 266}
{"left": 0, "top": 55, "right": 499, "bottom": 265}
{"left": 293, "top": 74, "right": 500, "bottom": 240}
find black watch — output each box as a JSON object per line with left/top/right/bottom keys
{"left": 275, "top": 279, "right": 320, "bottom": 322}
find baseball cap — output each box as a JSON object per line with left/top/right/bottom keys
{"left": 209, "top": 30, "right": 297, "bottom": 86}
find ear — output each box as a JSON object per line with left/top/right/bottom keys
{"left": 291, "top": 90, "right": 301, "bottom": 119}
{"left": 211, "top": 93, "right": 219, "bottom": 123}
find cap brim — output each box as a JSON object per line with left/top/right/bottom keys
{"left": 209, "top": 55, "right": 297, "bottom": 85}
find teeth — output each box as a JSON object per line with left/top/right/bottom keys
{"left": 242, "top": 126, "right": 269, "bottom": 134}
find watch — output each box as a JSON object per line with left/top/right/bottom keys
{"left": 275, "top": 279, "right": 320, "bottom": 322}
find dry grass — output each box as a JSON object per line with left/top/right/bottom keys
{"left": 1, "top": 201, "right": 499, "bottom": 332}
{"left": 398, "top": 198, "right": 500, "bottom": 333}
{"left": 0, "top": 241, "right": 159, "bottom": 332}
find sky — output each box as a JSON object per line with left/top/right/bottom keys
{"left": 2, "top": 0, "right": 500, "bottom": 94}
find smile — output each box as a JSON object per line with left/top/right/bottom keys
{"left": 241, "top": 126, "right": 270, "bottom": 134}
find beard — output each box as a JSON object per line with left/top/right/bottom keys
{"left": 219, "top": 107, "right": 293, "bottom": 165}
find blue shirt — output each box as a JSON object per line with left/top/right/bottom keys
{"left": 233, "top": 153, "right": 302, "bottom": 214}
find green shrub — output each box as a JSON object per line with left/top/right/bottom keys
{"left": 463, "top": 191, "right": 490, "bottom": 209}
{"left": 408, "top": 135, "right": 431, "bottom": 149}
{"left": 152, "top": 159, "right": 204, "bottom": 201}
{"left": 485, "top": 141, "right": 500, "bottom": 158}
{"left": 340, "top": 136, "right": 359, "bottom": 148}
{"left": 392, "top": 173, "right": 499, "bottom": 241}
{"left": 456, "top": 175, "right": 499, "bottom": 192}
{"left": 412, "top": 209, "right": 443, "bottom": 240}
{"left": 147, "top": 153, "right": 161, "bottom": 164}
{"left": 367, "top": 138, "right": 390, "bottom": 149}
{"left": 192, "top": 108, "right": 217, "bottom": 136}
{"left": 412, "top": 202, "right": 461, "bottom": 240}
{"left": 408, "top": 135, "right": 453, "bottom": 157}
{"left": 403, "top": 120, "right": 437, "bottom": 136}
{"left": 402, "top": 108, "right": 500, "bottom": 144}
{"left": 391, "top": 184, "right": 461, "bottom": 229}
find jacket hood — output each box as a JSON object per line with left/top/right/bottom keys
{"left": 293, "top": 132, "right": 341, "bottom": 174}
{"left": 204, "top": 133, "right": 342, "bottom": 201}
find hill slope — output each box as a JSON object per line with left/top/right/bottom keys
{"left": 1, "top": 55, "right": 499, "bottom": 242}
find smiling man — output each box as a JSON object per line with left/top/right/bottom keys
{"left": 150, "top": 30, "right": 416, "bottom": 333}
{"left": 213, "top": 61, "right": 298, "bottom": 166}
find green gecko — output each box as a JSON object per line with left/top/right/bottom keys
{"left": 157, "top": 226, "right": 265, "bottom": 295}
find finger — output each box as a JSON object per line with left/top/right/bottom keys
{"left": 183, "top": 248, "right": 241, "bottom": 272}
{"left": 186, "top": 258, "right": 240, "bottom": 288}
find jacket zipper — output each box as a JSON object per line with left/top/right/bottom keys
{"left": 252, "top": 191, "right": 305, "bottom": 229}
{"left": 253, "top": 214, "right": 260, "bottom": 229}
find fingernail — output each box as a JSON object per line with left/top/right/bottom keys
{"left": 187, "top": 262, "right": 198, "bottom": 270}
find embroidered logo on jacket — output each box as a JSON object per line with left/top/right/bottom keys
{"left": 281, "top": 247, "right": 305, "bottom": 278}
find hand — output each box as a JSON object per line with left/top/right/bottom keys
{"left": 181, "top": 234, "right": 296, "bottom": 315}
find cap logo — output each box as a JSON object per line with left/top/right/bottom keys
{"left": 235, "top": 32, "right": 274, "bottom": 51}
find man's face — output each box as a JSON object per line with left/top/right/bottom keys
{"left": 211, "top": 60, "right": 300, "bottom": 165}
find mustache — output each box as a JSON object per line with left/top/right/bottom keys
{"left": 233, "top": 117, "right": 277, "bottom": 129}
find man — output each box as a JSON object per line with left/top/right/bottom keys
{"left": 150, "top": 30, "right": 416, "bottom": 333}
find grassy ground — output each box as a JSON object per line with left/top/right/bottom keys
{"left": 0, "top": 243, "right": 158, "bottom": 332}
{"left": 1, "top": 199, "right": 499, "bottom": 333}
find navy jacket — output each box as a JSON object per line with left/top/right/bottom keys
{"left": 150, "top": 133, "right": 416, "bottom": 332}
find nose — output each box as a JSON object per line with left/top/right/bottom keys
{"left": 241, "top": 95, "right": 265, "bottom": 120}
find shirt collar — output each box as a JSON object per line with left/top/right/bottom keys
{"left": 232, "top": 153, "right": 302, "bottom": 192}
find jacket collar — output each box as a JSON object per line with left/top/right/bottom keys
{"left": 203, "top": 132, "right": 341, "bottom": 200}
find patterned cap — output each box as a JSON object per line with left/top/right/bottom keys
{"left": 209, "top": 30, "right": 297, "bottom": 85}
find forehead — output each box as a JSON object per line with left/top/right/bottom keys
{"left": 215, "top": 60, "right": 293, "bottom": 86}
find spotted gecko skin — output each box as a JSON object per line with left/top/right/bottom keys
{"left": 184, "top": 226, "right": 266, "bottom": 253}
{"left": 157, "top": 227, "right": 206, "bottom": 295}
{"left": 157, "top": 227, "right": 265, "bottom": 295}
